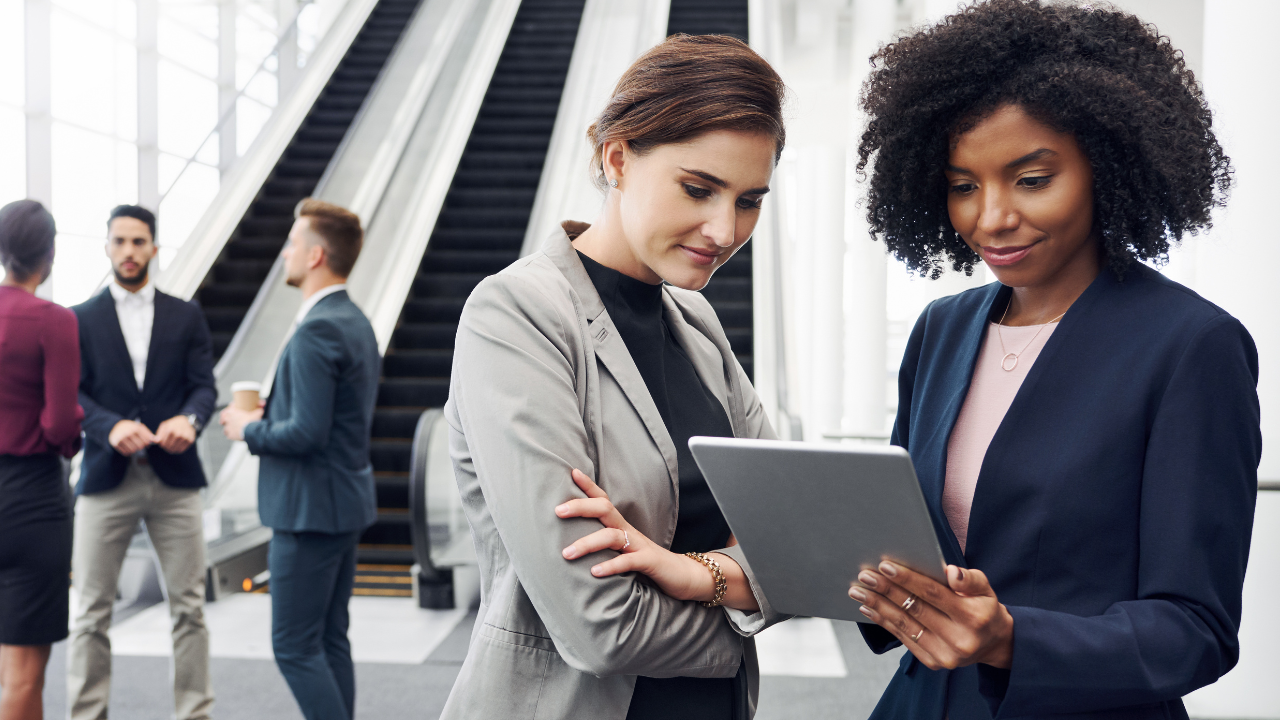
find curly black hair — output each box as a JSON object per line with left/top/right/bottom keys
{"left": 857, "top": 0, "right": 1232, "bottom": 278}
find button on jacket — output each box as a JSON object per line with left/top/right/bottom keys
{"left": 440, "top": 224, "right": 783, "bottom": 720}
{"left": 863, "top": 265, "right": 1261, "bottom": 720}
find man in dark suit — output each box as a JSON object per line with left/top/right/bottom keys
{"left": 69, "top": 205, "right": 216, "bottom": 720}
{"left": 220, "top": 198, "right": 379, "bottom": 720}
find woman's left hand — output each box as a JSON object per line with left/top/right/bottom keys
{"left": 556, "top": 469, "right": 711, "bottom": 602}
{"left": 850, "top": 562, "right": 1014, "bottom": 670}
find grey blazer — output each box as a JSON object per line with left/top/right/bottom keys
{"left": 441, "top": 223, "right": 783, "bottom": 719}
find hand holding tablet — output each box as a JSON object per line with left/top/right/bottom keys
{"left": 688, "top": 437, "right": 948, "bottom": 623}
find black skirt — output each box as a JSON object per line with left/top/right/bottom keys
{"left": 0, "top": 453, "right": 72, "bottom": 645}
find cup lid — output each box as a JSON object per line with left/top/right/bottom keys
{"left": 230, "top": 381, "right": 262, "bottom": 393}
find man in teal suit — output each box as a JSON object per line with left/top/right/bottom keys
{"left": 221, "top": 199, "right": 379, "bottom": 720}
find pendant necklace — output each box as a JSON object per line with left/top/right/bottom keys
{"left": 996, "top": 301, "right": 1066, "bottom": 372}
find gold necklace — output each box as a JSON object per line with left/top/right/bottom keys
{"left": 996, "top": 301, "right": 1066, "bottom": 372}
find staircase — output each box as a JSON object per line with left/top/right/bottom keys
{"left": 667, "top": 0, "right": 753, "bottom": 378}
{"left": 359, "top": 0, "right": 589, "bottom": 578}
{"left": 197, "top": 0, "right": 423, "bottom": 361}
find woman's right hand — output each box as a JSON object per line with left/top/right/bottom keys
{"left": 557, "top": 469, "right": 712, "bottom": 602}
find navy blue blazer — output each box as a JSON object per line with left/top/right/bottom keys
{"left": 244, "top": 290, "right": 380, "bottom": 534}
{"left": 73, "top": 287, "right": 217, "bottom": 495}
{"left": 862, "top": 265, "right": 1260, "bottom": 720}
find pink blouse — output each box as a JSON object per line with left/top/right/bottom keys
{"left": 943, "top": 320, "right": 1058, "bottom": 553}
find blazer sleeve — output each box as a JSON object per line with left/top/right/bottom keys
{"left": 861, "top": 303, "right": 932, "bottom": 655}
{"left": 450, "top": 273, "right": 747, "bottom": 679}
{"left": 178, "top": 302, "right": 216, "bottom": 430}
{"left": 978, "top": 313, "right": 1261, "bottom": 718}
{"left": 75, "top": 306, "right": 125, "bottom": 448}
{"left": 41, "top": 304, "right": 84, "bottom": 456}
{"left": 244, "top": 319, "right": 340, "bottom": 457}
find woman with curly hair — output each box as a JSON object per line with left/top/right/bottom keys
{"left": 845, "top": 2, "right": 1261, "bottom": 718}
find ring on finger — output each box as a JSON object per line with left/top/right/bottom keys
{"left": 902, "top": 594, "right": 917, "bottom": 612}
{"left": 909, "top": 628, "right": 926, "bottom": 643}
{"left": 622, "top": 530, "right": 631, "bottom": 550}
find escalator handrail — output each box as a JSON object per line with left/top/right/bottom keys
{"left": 158, "top": 0, "right": 383, "bottom": 301}
{"left": 520, "top": 0, "right": 672, "bottom": 258}
{"left": 356, "top": 0, "right": 524, "bottom": 353}
{"left": 409, "top": 408, "right": 449, "bottom": 581}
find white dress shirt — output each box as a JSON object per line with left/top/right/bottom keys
{"left": 292, "top": 283, "right": 347, "bottom": 330}
{"left": 109, "top": 280, "right": 156, "bottom": 391}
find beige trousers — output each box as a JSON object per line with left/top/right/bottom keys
{"left": 67, "top": 459, "right": 214, "bottom": 720}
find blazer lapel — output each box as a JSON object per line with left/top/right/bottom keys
{"left": 965, "top": 268, "right": 1113, "bottom": 557}
{"left": 96, "top": 289, "right": 143, "bottom": 400}
{"left": 543, "top": 225, "right": 681, "bottom": 493}
{"left": 142, "top": 291, "right": 170, "bottom": 398}
{"left": 921, "top": 282, "right": 1007, "bottom": 563}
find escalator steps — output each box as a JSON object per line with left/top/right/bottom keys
{"left": 360, "top": 0, "right": 588, "bottom": 568}
{"left": 197, "top": 0, "right": 424, "bottom": 360}
{"left": 667, "top": 0, "right": 753, "bottom": 379}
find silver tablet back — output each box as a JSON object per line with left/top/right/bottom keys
{"left": 689, "top": 436, "right": 947, "bottom": 623}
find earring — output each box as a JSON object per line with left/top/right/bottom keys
{"left": 609, "top": 178, "right": 618, "bottom": 188}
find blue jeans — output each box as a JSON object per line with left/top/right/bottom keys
{"left": 269, "top": 530, "right": 360, "bottom": 720}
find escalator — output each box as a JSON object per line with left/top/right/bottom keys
{"left": 360, "top": 0, "right": 588, "bottom": 586}
{"left": 198, "top": 0, "right": 423, "bottom": 360}
{"left": 667, "top": 0, "right": 753, "bottom": 378}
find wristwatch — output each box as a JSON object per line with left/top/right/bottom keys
{"left": 185, "top": 413, "right": 203, "bottom": 433}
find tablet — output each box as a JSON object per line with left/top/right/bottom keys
{"left": 688, "top": 437, "right": 947, "bottom": 623}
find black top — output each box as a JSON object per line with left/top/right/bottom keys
{"left": 577, "top": 252, "right": 737, "bottom": 720}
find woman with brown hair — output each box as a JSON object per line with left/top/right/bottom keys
{"left": 0, "top": 199, "right": 83, "bottom": 720}
{"left": 440, "top": 35, "right": 786, "bottom": 720}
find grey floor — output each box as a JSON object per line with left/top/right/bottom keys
{"left": 33, "top": 609, "right": 903, "bottom": 720}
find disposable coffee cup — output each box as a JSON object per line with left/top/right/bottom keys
{"left": 230, "top": 381, "right": 262, "bottom": 412}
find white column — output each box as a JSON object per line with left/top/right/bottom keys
{"left": 137, "top": 0, "right": 159, "bottom": 212}
{"left": 841, "top": 0, "right": 898, "bottom": 439}
{"left": 218, "top": 0, "right": 238, "bottom": 176}
{"left": 25, "top": 0, "right": 51, "bottom": 299}
{"left": 278, "top": 0, "right": 300, "bottom": 101}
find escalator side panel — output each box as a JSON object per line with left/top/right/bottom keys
{"left": 198, "top": 0, "right": 425, "bottom": 361}
{"left": 362, "top": 0, "right": 589, "bottom": 568}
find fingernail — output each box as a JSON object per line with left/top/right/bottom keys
{"left": 849, "top": 587, "right": 867, "bottom": 602}
{"left": 555, "top": 504, "right": 568, "bottom": 515}
{"left": 879, "top": 562, "right": 898, "bottom": 578}
{"left": 858, "top": 571, "right": 878, "bottom": 588}
{"left": 591, "top": 565, "right": 604, "bottom": 576}
{"left": 562, "top": 546, "right": 577, "bottom": 559}
{"left": 859, "top": 605, "right": 875, "bottom": 620}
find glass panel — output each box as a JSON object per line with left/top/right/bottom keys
{"left": 52, "top": 0, "right": 117, "bottom": 31}
{"left": 50, "top": 123, "right": 133, "bottom": 238}
{"left": 157, "top": 154, "right": 219, "bottom": 264}
{"left": 51, "top": 10, "right": 125, "bottom": 136}
{"left": 115, "top": 42, "right": 137, "bottom": 142}
{"left": 158, "top": 16, "right": 219, "bottom": 79}
{"left": 157, "top": 59, "right": 218, "bottom": 157}
{"left": 0, "top": 1, "right": 23, "bottom": 108}
{"left": 0, "top": 109, "right": 26, "bottom": 204}
{"left": 51, "top": 233, "right": 111, "bottom": 308}
{"left": 236, "top": 96, "right": 272, "bottom": 156}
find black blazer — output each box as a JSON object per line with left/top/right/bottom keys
{"left": 73, "top": 287, "right": 216, "bottom": 495}
{"left": 244, "top": 290, "right": 380, "bottom": 534}
{"left": 863, "top": 265, "right": 1261, "bottom": 720}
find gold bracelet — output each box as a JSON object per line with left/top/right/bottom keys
{"left": 685, "top": 552, "right": 727, "bottom": 608}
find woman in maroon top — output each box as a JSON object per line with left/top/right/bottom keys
{"left": 0, "top": 199, "right": 83, "bottom": 720}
